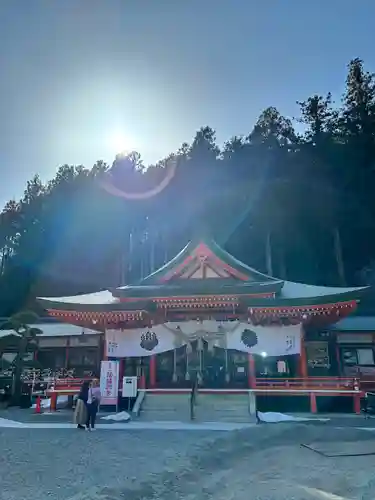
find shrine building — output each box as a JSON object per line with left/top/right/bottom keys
{"left": 37, "top": 237, "right": 369, "bottom": 395}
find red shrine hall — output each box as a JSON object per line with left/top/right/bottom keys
{"left": 37, "top": 238, "right": 369, "bottom": 394}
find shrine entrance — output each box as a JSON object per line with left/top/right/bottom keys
{"left": 201, "top": 346, "right": 226, "bottom": 388}
{"left": 152, "top": 343, "right": 249, "bottom": 389}
{"left": 188, "top": 343, "right": 249, "bottom": 389}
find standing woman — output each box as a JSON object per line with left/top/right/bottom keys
{"left": 74, "top": 380, "right": 89, "bottom": 430}
{"left": 86, "top": 378, "right": 101, "bottom": 431}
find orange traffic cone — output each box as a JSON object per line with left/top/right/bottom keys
{"left": 35, "top": 395, "right": 42, "bottom": 414}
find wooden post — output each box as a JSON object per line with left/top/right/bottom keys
{"left": 354, "top": 393, "right": 361, "bottom": 414}
{"left": 139, "top": 373, "right": 146, "bottom": 389}
{"left": 119, "top": 358, "right": 124, "bottom": 385}
{"left": 149, "top": 355, "right": 156, "bottom": 388}
{"left": 310, "top": 392, "right": 317, "bottom": 413}
{"left": 137, "top": 358, "right": 146, "bottom": 389}
{"left": 65, "top": 339, "right": 70, "bottom": 369}
{"left": 50, "top": 392, "right": 57, "bottom": 412}
{"left": 248, "top": 354, "right": 256, "bottom": 389}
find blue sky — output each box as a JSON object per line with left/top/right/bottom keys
{"left": 1, "top": 0, "right": 374, "bottom": 207}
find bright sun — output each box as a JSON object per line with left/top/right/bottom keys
{"left": 108, "top": 132, "right": 136, "bottom": 156}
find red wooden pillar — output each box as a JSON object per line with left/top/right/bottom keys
{"left": 299, "top": 329, "right": 308, "bottom": 378}
{"left": 248, "top": 354, "right": 256, "bottom": 389}
{"left": 149, "top": 355, "right": 156, "bottom": 388}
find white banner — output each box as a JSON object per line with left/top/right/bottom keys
{"left": 107, "top": 325, "right": 180, "bottom": 358}
{"left": 106, "top": 321, "right": 301, "bottom": 358}
{"left": 100, "top": 360, "right": 119, "bottom": 405}
{"left": 226, "top": 324, "right": 300, "bottom": 356}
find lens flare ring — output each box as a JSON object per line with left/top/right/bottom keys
{"left": 100, "top": 159, "right": 177, "bottom": 200}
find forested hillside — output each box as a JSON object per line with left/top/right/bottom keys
{"left": 1, "top": 58, "right": 375, "bottom": 316}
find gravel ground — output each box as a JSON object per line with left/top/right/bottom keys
{"left": 1, "top": 424, "right": 375, "bottom": 499}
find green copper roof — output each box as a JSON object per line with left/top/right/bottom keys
{"left": 243, "top": 287, "right": 368, "bottom": 307}
{"left": 140, "top": 237, "right": 277, "bottom": 284}
{"left": 36, "top": 296, "right": 153, "bottom": 313}
{"left": 113, "top": 279, "right": 283, "bottom": 299}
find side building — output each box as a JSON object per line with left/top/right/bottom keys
{"left": 0, "top": 320, "right": 103, "bottom": 385}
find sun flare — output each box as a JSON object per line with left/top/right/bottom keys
{"left": 108, "top": 132, "right": 136, "bottom": 156}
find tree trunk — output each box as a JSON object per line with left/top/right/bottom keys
{"left": 333, "top": 227, "right": 346, "bottom": 286}
{"left": 278, "top": 244, "right": 287, "bottom": 279}
{"left": 0, "top": 248, "right": 4, "bottom": 275}
{"left": 11, "top": 338, "right": 27, "bottom": 406}
{"left": 128, "top": 232, "right": 133, "bottom": 274}
{"left": 265, "top": 230, "right": 273, "bottom": 275}
{"left": 150, "top": 231, "right": 155, "bottom": 273}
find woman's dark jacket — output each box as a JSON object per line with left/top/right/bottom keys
{"left": 78, "top": 382, "right": 89, "bottom": 403}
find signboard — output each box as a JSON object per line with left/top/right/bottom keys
{"left": 122, "top": 376, "right": 138, "bottom": 398}
{"left": 100, "top": 360, "right": 119, "bottom": 405}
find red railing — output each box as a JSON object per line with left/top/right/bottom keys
{"left": 51, "top": 376, "right": 359, "bottom": 392}
{"left": 255, "top": 377, "right": 357, "bottom": 391}
{"left": 53, "top": 377, "right": 92, "bottom": 390}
